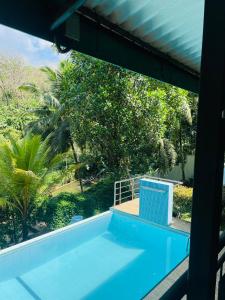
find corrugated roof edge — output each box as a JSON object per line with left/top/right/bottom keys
{"left": 78, "top": 7, "right": 200, "bottom": 93}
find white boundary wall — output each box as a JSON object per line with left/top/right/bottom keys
{"left": 159, "top": 155, "right": 195, "bottom": 182}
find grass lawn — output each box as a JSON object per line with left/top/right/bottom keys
{"left": 52, "top": 181, "right": 82, "bottom": 196}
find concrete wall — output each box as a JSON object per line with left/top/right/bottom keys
{"left": 160, "top": 155, "right": 195, "bottom": 182}
{"left": 159, "top": 156, "right": 225, "bottom": 185}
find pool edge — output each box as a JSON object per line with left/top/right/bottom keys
{"left": 0, "top": 210, "right": 112, "bottom": 256}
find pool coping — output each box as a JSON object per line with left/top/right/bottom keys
{"left": 143, "top": 257, "right": 189, "bottom": 299}
{"left": 0, "top": 210, "right": 112, "bottom": 256}
{"left": 1, "top": 209, "right": 189, "bottom": 258}
{"left": 111, "top": 209, "right": 190, "bottom": 299}
{"left": 111, "top": 208, "right": 190, "bottom": 238}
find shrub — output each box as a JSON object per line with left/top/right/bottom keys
{"left": 71, "top": 178, "right": 114, "bottom": 218}
{"left": 40, "top": 178, "right": 114, "bottom": 231}
{"left": 173, "top": 185, "right": 193, "bottom": 221}
{"left": 42, "top": 193, "right": 78, "bottom": 230}
{"left": 0, "top": 221, "right": 13, "bottom": 249}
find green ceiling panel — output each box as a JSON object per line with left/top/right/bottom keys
{"left": 84, "top": 0, "right": 204, "bottom": 72}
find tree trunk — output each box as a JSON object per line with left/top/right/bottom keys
{"left": 22, "top": 218, "right": 29, "bottom": 241}
{"left": 181, "top": 160, "right": 186, "bottom": 183}
{"left": 11, "top": 212, "right": 18, "bottom": 244}
{"left": 79, "top": 179, "right": 84, "bottom": 193}
{"left": 179, "top": 123, "right": 186, "bottom": 182}
{"left": 69, "top": 135, "right": 78, "bottom": 163}
{"left": 69, "top": 134, "right": 84, "bottom": 192}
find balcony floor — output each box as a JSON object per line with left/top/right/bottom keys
{"left": 114, "top": 198, "right": 139, "bottom": 215}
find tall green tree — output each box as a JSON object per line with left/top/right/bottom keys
{"left": 0, "top": 134, "right": 60, "bottom": 241}
{"left": 21, "top": 53, "right": 196, "bottom": 181}
{"left": 40, "top": 61, "right": 79, "bottom": 162}
{"left": 0, "top": 55, "right": 50, "bottom": 139}
{"left": 164, "top": 87, "right": 194, "bottom": 181}
{"left": 19, "top": 85, "right": 78, "bottom": 162}
{"left": 0, "top": 55, "right": 49, "bottom": 106}
{"left": 20, "top": 62, "right": 83, "bottom": 189}
{"left": 61, "top": 52, "right": 178, "bottom": 177}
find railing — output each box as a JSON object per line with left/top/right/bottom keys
{"left": 114, "top": 177, "right": 140, "bottom": 206}
{"left": 160, "top": 231, "right": 225, "bottom": 300}
{"left": 114, "top": 175, "right": 182, "bottom": 207}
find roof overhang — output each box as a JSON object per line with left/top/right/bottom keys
{"left": 0, "top": 0, "right": 200, "bottom": 93}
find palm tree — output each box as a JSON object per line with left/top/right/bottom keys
{"left": 0, "top": 133, "right": 60, "bottom": 241}
{"left": 19, "top": 62, "right": 83, "bottom": 190}
{"left": 19, "top": 61, "right": 79, "bottom": 162}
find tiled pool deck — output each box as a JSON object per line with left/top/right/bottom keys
{"left": 113, "top": 199, "right": 190, "bottom": 299}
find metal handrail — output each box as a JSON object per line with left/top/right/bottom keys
{"left": 115, "top": 189, "right": 138, "bottom": 196}
{"left": 114, "top": 175, "right": 182, "bottom": 186}
{"left": 114, "top": 175, "right": 182, "bottom": 207}
{"left": 114, "top": 177, "right": 139, "bottom": 206}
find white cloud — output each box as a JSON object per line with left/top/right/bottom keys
{"left": 0, "top": 25, "right": 67, "bottom": 67}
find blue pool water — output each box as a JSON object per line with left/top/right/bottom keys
{"left": 0, "top": 211, "right": 189, "bottom": 300}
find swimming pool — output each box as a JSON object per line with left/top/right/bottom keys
{"left": 0, "top": 210, "right": 189, "bottom": 300}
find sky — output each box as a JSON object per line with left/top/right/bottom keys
{"left": 0, "top": 24, "right": 67, "bottom": 68}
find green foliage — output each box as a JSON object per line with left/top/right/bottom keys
{"left": 19, "top": 53, "right": 197, "bottom": 180}
{"left": 163, "top": 87, "right": 196, "bottom": 180}
{"left": 0, "top": 209, "right": 13, "bottom": 248}
{"left": 0, "top": 133, "right": 61, "bottom": 241}
{"left": 42, "top": 178, "right": 114, "bottom": 230}
{"left": 42, "top": 194, "right": 77, "bottom": 230}
{"left": 54, "top": 52, "right": 194, "bottom": 178}
{"left": 0, "top": 55, "right": 50, "bottom": 138}
{"left": 0, "top": 103, "right": 36, "bottom": 138}
{"left": 52, "top": 181, "right": 81, "bottom": 195}
{"left": 21, "top": 61, "right": 78, "bottom": 163}
{"left": 76, "top": 178, "right": 114, "bottom": 217}
{"left": 0, "top": 55, "right": 49, "bottom": 104}
{"left": 173, "top": 185, "right": 193, "bottom": 221}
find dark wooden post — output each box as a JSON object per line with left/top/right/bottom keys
{"left": 188, "top": 1, "right": 225, "bottom": 299}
